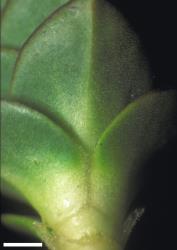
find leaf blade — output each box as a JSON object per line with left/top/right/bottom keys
{"left": 1, "top": 100, "right": 87, "bottom": 228}
{"left": 91, "top": 91, "right": 177, "bottom": 233}
{"left": 1, "top": 214, "right": 42, "bottom": 239}
{"left": 1, "top": 0, "right": 70, "bottom": 48}
{"left": 10, "top": 0, "right": 152, "bottom": 149}
{"left": 1, "top": 48, "right": 18, "bottom": 97}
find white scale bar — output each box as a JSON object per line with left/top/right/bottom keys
{"left": 3, "top": 243, "right": 42, "bottom": 247}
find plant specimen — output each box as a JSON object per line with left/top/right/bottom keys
{"left": 1, "top": 0, "right": 177, "bottom": 249}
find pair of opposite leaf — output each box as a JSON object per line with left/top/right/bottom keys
{"left": 1, "top": 0, "right": 177, "bottom": 249}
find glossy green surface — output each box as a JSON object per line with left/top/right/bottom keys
{"left": 1, "top": 101, "right": 86, "bottom": 226}
{"left": 1, "top": 0, "right": 69, "bottom": 48}
{"left": 1, "top": 214, "right": 42, "bottom": 239}
{"left": 10, "top": 0, "right": 152, "bottom": 149}
{"left": 1, "top": 0, "right": 176, "bottom": 249}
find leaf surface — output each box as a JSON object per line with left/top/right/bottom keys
{"left": 1, "top": 0, "right": 69, "bottom": 48}
{"left": 10, "top": 0, "right": 152, "bottom": 149}
{"left": 1, "top": 214, "right": 42, "bottom": 239}
{"left": 1, "top": 0, "right": 7, "bottom": 10}
{"left": 1, "top": 100, "right": 87, "bottom": 227}
{"left": 1, "top": 48, "right": 18, "bottom": 97}
{"left": 92, "top": 91, "right": 177, "bottom": 227}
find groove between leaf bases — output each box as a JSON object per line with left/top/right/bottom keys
{"left": 2, "top": 98, "right": 108, "bottom": 222}
{"left": 85, "top": 0, "right": 96, "bottom": 208}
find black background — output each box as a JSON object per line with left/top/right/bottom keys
{"left": 1, "top": 0, "right": 177, "bottom": 249}
{"left": 110, "top": 1, "right": 177, "bottom": 250}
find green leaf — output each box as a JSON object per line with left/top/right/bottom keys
{"left": 91, "top": 91, "right": 177, "bottom": 232}
{"left": 2, "top": 1, "right": 176, "bottom": 249}
{"left": 10, "top": 0, "right": 152, "bottom": 149}
{"left": 2, "top": 213, "right": 64, "bottom": 250}
{"left": 1, "top": 48, "right": 18, "bottom": 97}
{"left": 1, "top": 0, "right": 69, "bottom": 48}
{"left": 1, "top": 214, "right": 42, "bottom": 239}
{"left": 1, "top": 0, "right": 7, "bottom": 10}
{"left": 1, "top": 100, "right": 87, "bottom": 228}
